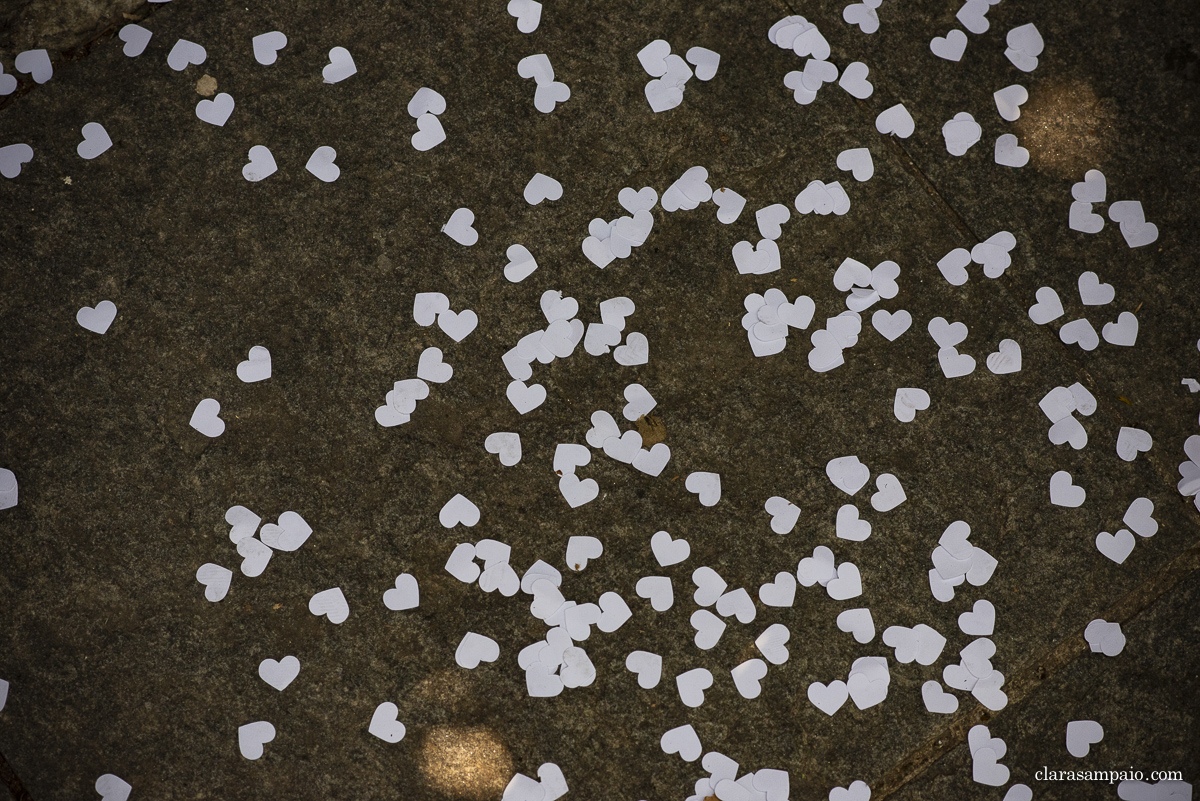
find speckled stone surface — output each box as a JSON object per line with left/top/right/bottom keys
{"left": 0, "top": 1, "right": 1198, "bottom": 800}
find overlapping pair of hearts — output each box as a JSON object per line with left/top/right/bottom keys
{"left": 843, "top": 0, "right": 887, "bottom": 36}
{"left": 927, "top": 315, "right": 1022, "bottom": 378}
{"left": 517, "top": 53, "right": 570, "bottom": 114}
{"left": 1027, "top": 270, "right": 1139, "bottom": 349}
{"left": 732, "top": 203, "right": 790, "bottom": 275}
{"left": 936, "top": 230, "right": 1017, "bottom": 286}
{"left": 969, "top": 724, "right": 1013, "bottom": 787}
{"left": 184, "top": 344, "right": 275, "bottom": 439}
{"left": 195, "top": 506, "right": 314, "bottom": 603}
{"left": 835, "top": 257, "right": 901, "bottom": 313}
{"left": 769, "top": 17, "right": 874, "bottom": 104}
{"left": 1175, "top": 435, "right": 1200, "bottom": 514}
{"left": 581, "top": 185, "right": 659, "bottom": 268}
{"left": 1067, "top": 169, "right": 1160, "bottom": 248}
{"left": 499, "top": 763, "right": 569, "bottom": 801}
{"left": 636, "top": 40, "right": 720, "bottom": 113}
{"left": 741, "top": 287, "right": 815, "bottom": 357}
{"left": 656, "top": 731, "right": 792, "bottom": 801}
{"left": 1038, "top": 382, "right": 1097, "bottom": 450}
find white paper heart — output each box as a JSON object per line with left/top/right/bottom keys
{"left": 1095, "top": 529, "right": 1135, "bottom": 564}
{"left": 196, "top": 563, "right": 233, "bottom": 602}
{"left": 368, "top": 701, "right": 406, "bottom": 742}
{"left": 412, "top": 112, "right": 446, "bottom": 151}
{"left": 442, "top": 208, "right": 478, "bottom": 246}
{"left": 238, "top": 721, "right": 276, "bottom": 760}
{"left": 807, "top": 680, "right": 848, "bottom": 716}
{"left": 685, "top": 471, "right": 721, "bottom": 506}
{"left": 894, "top": 387, "right": 930, "bottom": 422}
{"left": 77, "top": 300, "right": 117, "bottom": 334}
{"left": 383, "top": 573, "right": 419, "bottom": 610}
{"left": 875, "top": 104, "right": 915, "bottom": 138}
{"left": 1066, "top": 720, "right": 1104, "bottom": 758}
{"left": 651, "top": 530, "right": 689, "bottom": 565}
{"left": 455, "top": 632, "right": 500, "bottom": 668}
{"left": 95, "top": 774, "right": 132, "bottom": 801}
{"left": 196, "top": 93, "right": 234, "bottom": 126}
{"left": 167, "top": 40, "right": 207, "bottom": 71}
{"left": 322, "top": 46, "right": 356, "bottom": 83}
{"left": 826, "top": 455, "right": 870, "bottom": 495}
{"left": 189, "top": 398, "right": 225, "bottom": 438}
{"left": 675, "top": 668, "right": 713, "bottom": 708}
{"left": 117, "top": 24, "right": 152, "bottom": 58}
{"left": 1116, "top": 427, "right": 1152, "bottom": 462}
{"left": 764, "top": 496, "right": 800, "bottom": 534}
{"left": 259, "top": 655, "right": 300, "bottom": 691}
{"left": 305, "top": 146, "right": 339, "bottom": 182}
{"left": 660, "top": 724, "right": 702, "bottom": 761}
{"left": 308, "top": 587, "right": 349, "bottom": 623}
{"left": 930, "top": 29, "right": 968, "bottom": 61}
{"left": 76, "top": 122, "right": 112, "bottom": 160}
{"left": 1049, "top": 471, "right": 1086, "bottom": 507}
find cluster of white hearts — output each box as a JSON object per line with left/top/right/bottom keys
{"left": 580, "top": 396, "right": 671, "bottom": 478}
{"left": 581, "top": 186, "right": 659, "bottom": 268}
{"left": 1039, "top": 382, "right": 1097, "bottom": 450}
{"left": 518, "top": 565, "right": 634, "bottom": 697}
{"left": 517, "top": 54, "right": 571, "bottom": 113}
{"left": 927, "top": 314, "right": 1023, "bottom": 377}
{"left": 741, "top": 289, "right": 816, "bottom": 357}
{"left": 936, "top": 230, "right": 1017, "bottom": 286}
{"left": 1084, "top": 618, "right": 1126, "bottom": 656}
{"left": 1029, "top": 271, "right": 1139, "bottom": 350}
{"left": 943, "top": 636, "right": 1008, "bottom": 711}
{"left": 407, "top": 87, "right": 448, "bottom": 152}
{"left": 195, "top": 506, "right": 314, "bottom": 603}
{"left": 807, "top": 656, "right": 892, "bottom": 715}
{"left": 657, "top": 729, "right": 792, "bottom": 801}
{"left": 835, "top": 257, "right": 900, "bottom": 312}
{"left": 969, "top": 724, "right": 1012, "bottom": 787}
{"left": 928, "top": 520, "right": 997, "bottom": 602}
{"left": 501, "top": 763, "right": 569, "bottom": 801}
{"left": 843, "top": 0, "right": 886, "bottom": 35}
{"left": 637, "top": 40, "right": 720, "bottom": 113}
{"left": 1095, "top": 497, "right": 1158, "bottom": 565}
{"left": 506, "top": 0, "right": 543, "bottom": 34}
{"left": 769, "top": 17, "right": 874, "bottom": 105}
{"left": 1068, "top": 170, "right": 1160, "bottom": 248}
{"left": 1177, "top": 435, "right": 1200, "bottom": 514}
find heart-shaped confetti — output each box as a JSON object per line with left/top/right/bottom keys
{"left": 322, "top": 46, "right": 356, "bottom": 83}
{"left": 189, "top": 398, "right": 225, "bottom": 438}
{"left": 168, "top": 40, "right": 207, "bottom": 71}
{"left": 685, "top": 471, "right": 721, "bottom": 506}
{"left": 305, "top": 146, "right": 339, "bottom": 182}
{"left": 1065, "top": 720, "right": 1104, "bottom": 758}
{"left": 252, "top": 31, "right": 288, "bottom": 65}
{"left": 95, "top": 775, "right": 132, "bottom": 801}
{"left": 1116, "top": 427, "right": 1152, "bottom": 462}
{"left": 238, "top": 721, "right": 276, "bottom": 760}
{"left": 675, "top": 668, "right": 713, "bottom": 707}
{"left": 309, "top": 587, "right": 349, "bottom": 623}
{"left": 1095, "top": 529, "right": 1135, "bottom": 564}
{"left": 894, "top": 387, "right": 930, "bottom": 422}
{"left": 196, "top": 563, "right": 233, "bottom": 602}
{"left": 383, "top": 573, "right": 419, "bottom": 610}
{"left": 77, "top": 300, "right": 117, "bottom": 334}
{"left": 259, "top": 656, "right": 300, "bottom": 691}
{"left": 118, "top": 24, "right": 152, "bottom": 58}
{"left": 660, "top": 724, "right": 702, "bottom": 761}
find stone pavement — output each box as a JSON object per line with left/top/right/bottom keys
{"left": 0, "top": 1, "right": 1198, "bottom": 800}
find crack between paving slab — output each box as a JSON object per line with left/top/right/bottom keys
{"left": 0, "top": 746, "right": 33, "bottom": 801}
{"left": 0, "top": 1, "right": 162, "bottom": 115}
{"left": 874, "top": 535, "right": 1200, "bottom": 800}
